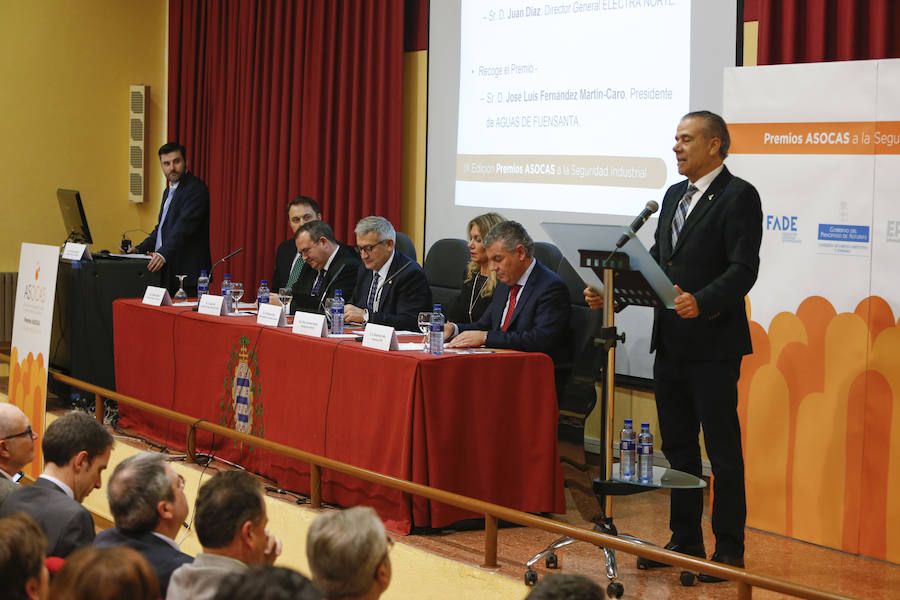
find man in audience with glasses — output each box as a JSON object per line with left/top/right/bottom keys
{"left": 344, "top": 216, "right": 431, "bottom": 331}
{"left": 94, "top": 452, "right": 193, "bottom": 597}
{"left": 0, "top": 403, "right": 39, "bottom": 504}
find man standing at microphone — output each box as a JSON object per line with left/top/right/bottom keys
{"left": 130, "top": 142, "right": 211, "bottom": 296}
{"left": 586, "top": 111, "right": 762, "bottom": 580}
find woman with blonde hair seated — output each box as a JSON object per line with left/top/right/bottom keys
{"left": 447, "top": 212, "right": 505, "bottom": 323}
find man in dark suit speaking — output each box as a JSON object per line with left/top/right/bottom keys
{"left": 288, "top": 220, "right": 360, "bottom": 315}
{"left": 131, "top": 142, "right": 211, "bottom": 296}
{"left": 345, "top": 216, "right": 432, "bottom": 331}
{"left": 587, "top": 111, "right": 762, "bottom": 579}
{"left": 444, "top": 220, "right": 569, "bottom": 362}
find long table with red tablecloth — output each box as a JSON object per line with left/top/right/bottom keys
{"left": 112, "top": 298, "right": 564, "bottom": 533}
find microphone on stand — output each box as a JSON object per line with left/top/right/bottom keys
{"left": 615, "top": 201, "right": 659, "bottom": 249}
{"left": 209, "top": 247, "right": 244, "bottom": 285}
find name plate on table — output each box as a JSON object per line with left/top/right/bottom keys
{"left": 362, "top": 323, "right": 398, "bottom": 351}
{"left": 62, "top": 242, "right": 92, "bottom": 260}
{"left": 198, "top": 294, "right": 227, "bottom": 315}
{"left": 292, "top": 311, "right": 327, "bottom": 337}
{"left": 142, "top": 286, "right": 172, "bottom": 306}
{"left": 256, "top": 303, "right": 287, "bottom": 327}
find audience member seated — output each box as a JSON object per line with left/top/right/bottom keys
{"left": 94, "top": 452, "right": 192, "bottom": 596}
{"left": 306, "top": 506, "right": 392, "bottom": 600}
{"left": 0, "top": 403, "right": 39, "bottom": 504}
{"left": 213, "top": 566, "right": 322, "bottom": 600}
{"left": 525, "top": 574, "right": 604, "bottom": 599}
{"left": 272, "top": 196, "right": 322, "bottom": 291}
{"left": 51, "top": 545, "right": 159, "bottom": 600}
{"left": 446, "top": 212, "right": 505, "bottom": 324}
{"left": 444, "top": 221, "right": 570, "bottom": 361}
{"left": 0, "top": 512, "right": 50, "bottom": 600}
{"left": 345, "top": 216, "right": 432, "bottom": 331}
{"left": 167, "top": 470, "right": 282, "bottom": 600}
{"left": 285, "top": 220, "right": 360, "bottom": 315}
{"left": 0, "top": 412, "right": 113, "bottom": 558}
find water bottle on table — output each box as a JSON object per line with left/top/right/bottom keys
{"left": 429, "top": 304, "right": 444, "bottom": 355}
{"left": 638, "top": 422, "right": 654, "bottom": 483}
{"left": 619, "top": 418, "right": 636, "bottom": 479}
{"left": 257, "top": 279, "right": 270, "bottom": 308}
{"left": 221, "top": 273, "right": 233, "bottom": 313}
{"left": 330, "top": 289, "right": 344, "bottom": 335}
{"left": 197, "top": 269, "right": 209, "bottom": 301}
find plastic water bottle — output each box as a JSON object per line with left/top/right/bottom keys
{"left": 221, "top": 273, "right": 233, "bottom": 313}
{"left": 197, "top": 270, "right": 209, "bottom": 301}
{"left": 619, "top": 419, "right": 636, "bottom": 479}
{"left": 638, "top": 422, "right": 654, "bottom": 483}
{"left": 330, "top": 289, "right": 344, "bottom": 335}
{"left": 257, "top": 279, "right": 270, "bottom": 308}
{"left": 429, "top": 304, "right": 445, "bottom": 355}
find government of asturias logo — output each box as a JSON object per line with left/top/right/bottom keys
{"left": 220, "top": 336, "right": 264, "bottom": 449}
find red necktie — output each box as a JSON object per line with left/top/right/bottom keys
{"left": 501, "top": 285, "right": 521, "bottom": 331}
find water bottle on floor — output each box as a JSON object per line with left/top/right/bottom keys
{"left": 330, "top": 290, "right": 344, "bottom": 335}
{"left": 619, "top": 418, "right": 636, "bottom": 479}
{"left": 429, "top": 304, "right": 444, "bottom": 355}
{"left": 638, "top": 422, "right": 654, "bottom": 483}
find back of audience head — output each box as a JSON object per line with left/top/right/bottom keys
{"left": 196, "top": 470, "right": 270, "bottom": 563}
{"left": 107, "top": 452, "right": 187, "bottom": 535}
{"left": 213, "top": 566, "right": 322, "bottom": 600}
{"left": 306, "top": 506, "right": 392, "bottom": 599}
{"left": 0, "top": 512, "right": 49, "bottom": 600}
{"left": 525, "top": 573, "right": 604, "bottom": 600}
{"left": 50, "top": 545, "right": 159, "bottom": 600}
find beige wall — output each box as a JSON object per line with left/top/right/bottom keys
{"left": 0, "top": 1, "right": 168, "bottom": 272}
{"left": 400, "top": 50, "right": 428, "bottom": 262}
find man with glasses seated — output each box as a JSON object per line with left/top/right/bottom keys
{"left": 284, "top": 220, "right": 360, "bottom": 315}
{"left": 94, "top": 452, "right": 193, "bottom": 597}
{"left": 0, "top": 403, "right": 39, "bottom": 504}
{"left": 306, "top": 506, "right": 392, "bottom": 600}
{"left": 344, "top": 216, "right": 432, "bottom": 332}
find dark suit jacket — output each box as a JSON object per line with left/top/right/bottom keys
{"left": 459, "top": 259, "right": 570, "bottom": 361}
{"left": 0, "top": 477, "right": 94, "bottom": 557}
{"left": 136, "top": 171, "right": 212, "bottom": 295}
{"left": 649, "top": 166, "right": 763, "bottom": 360}
{"left": 272, "top": 238, "right": 301, "bottom": 291}
{"left": 94, "top": 527, "right": 193, "bottom": 596}
{"left": 350, "top": 251, "right": 433, "bottom": 331}
{"left": 290, "top": 244, "right": 361, "bottom": 314}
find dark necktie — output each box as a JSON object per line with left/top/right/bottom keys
{"left": 311, "top": 269, "right": 326, "bottom": 296}
{"left": 671, "top": 184, "right": 698, "bottom": 248}
{"left": 367, "top": 272, "right": 381, "bottom": 312}
{"left": 500, "top": 285, "right": 521, "bottom": 331}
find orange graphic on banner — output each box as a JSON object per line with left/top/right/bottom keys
{"left": 8, "top": 345, "right": 46, "bottom": 479}
{"left": 730, "top": 121, "right": 900, "bottom": 155}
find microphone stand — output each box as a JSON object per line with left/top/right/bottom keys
{"left": 209, "top": 247, "right": 244, "bottom": 286}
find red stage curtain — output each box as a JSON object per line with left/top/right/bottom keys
{"left": 750, "top": 0, "right": 900, "bottom": 65}
{"left": 166, "top": 0, "right": 404, "bottom": 285}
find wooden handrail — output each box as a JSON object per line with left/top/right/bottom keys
{"left": 0, "top": 353, "right": 849, "bottom": 599}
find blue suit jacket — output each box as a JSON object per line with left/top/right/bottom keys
{"left": 350, "top": 251, "right": 433, "bottom": 331}
{"left": 459, "top": 259, "right": 570, "bottom": 361}
{"left": 94, "top": 527, "right": 193, "bottom": 597}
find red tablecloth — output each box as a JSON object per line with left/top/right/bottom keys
{"left": 113, "top": 299, "right": 564, "bottom": 533}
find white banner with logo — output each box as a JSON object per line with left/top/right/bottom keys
{"left": 9, "top": 243, "right": 60, "bottom": 478}
{"left": 724, "top": 59, "right": 900, "bottom": 562}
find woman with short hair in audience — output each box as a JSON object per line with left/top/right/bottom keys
{"left": 447, "top": 212, "right": 505, "bottom": 323}
{"left": 51, "top": 546, "right": 159, "bottom": 600}
{"left": 0, "top": 513, "right": 50, "bottom": 600}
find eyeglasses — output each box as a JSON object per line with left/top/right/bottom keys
{"left": 374, "top": 535, "right": 395, "bottom": 577}
{"left": 2, "top": 425, "right": 36, "bottom": 441}
{"left": 357, "top": 240, "right": 387, "bottom": 256}
{"left": 175, "top": 474, "right": 186, "bottom": 490}
{"left": 297, "top": 244, "right": 315, "bottom": 257}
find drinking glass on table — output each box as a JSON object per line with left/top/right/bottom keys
{"left": 230, "top": 282, "right": 244, "bottom": 311}
{"left": 278, "top": 287, "right": 293, "bottom": 317}
{"left": 323, "top": 297, "right": 333, "bottom": 327}
{"left": 417, "top": 311, "right": 432, "bottom": 353}
{"left": 174, "top": 275, "right": 188, "bottom": 302}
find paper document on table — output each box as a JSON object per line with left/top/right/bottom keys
{"left": 397, "top": 342, "right": 423, "bottom": 351}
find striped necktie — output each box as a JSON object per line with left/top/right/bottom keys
{"left": 366, "top": 272, "right": 381, "bottom": 312}
{"left": 311, "top": 269, "right": 326, "bottom": 296}
{"left": 285, "top": 255, "right": 304, "bottom": 290}
{"left": 671, "top": 184, "right": 698, "bottom": 248}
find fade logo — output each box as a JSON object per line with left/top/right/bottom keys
{"left": 766, "top": 215, "right": 800, "bottom": 243}
{"left": 887, "top": 220, "right": 900, "bottom": 243}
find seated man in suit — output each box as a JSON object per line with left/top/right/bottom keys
{"left": 94, "top": 453, "right": 192, "bottom": 596}
{"left": 444, "top": 220, "right": 570, "bottom": 361}
{"left": 287, "top": 220, "right": 360, "bottom": 315}
{"left": 0, "top": 412, "right": 113, "bottom": 558}
{"left": 344, "top": 216, "right": 432, "bottom": 331}
{"left": 0, "top": 403, "right": 39, "bottom": 504}
{"left": 271, "top": 196, "right": 322, "bottom": 292}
